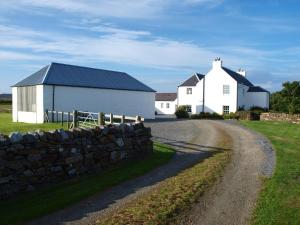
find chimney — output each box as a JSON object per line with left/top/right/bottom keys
{"left": 236, "top": 68, "right": 246, "bottom": 77}
{"left": 212, "top": 57, "right": 222, "bottom": 69}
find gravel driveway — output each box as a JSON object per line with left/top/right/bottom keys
{"left": 27, "top": 119, "right": 275, "bottom": 225}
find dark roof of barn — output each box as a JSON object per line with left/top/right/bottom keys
{"left": 248, "top": 86, "right": 269, "bottom": 93}
{"left": 222, "top": 67, "right": 254, "bottom": 87}
{"left": 155, "top": 93, "right": 177, "bottom": 101}
{"left": 179, "top": 73, "right": 205, "bottom": 87}
{"left": 12, "top": 62, "right": 155, "bottom": 92}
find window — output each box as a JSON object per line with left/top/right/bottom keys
{"left": 186, "top": 105, "right": 192, "bottom": 113}
{"left": 242, "top": 89, "right": 245, "bottom": 96}
{"left": 223, "top": 105, "right": 229, "bottom": 114}
{"left": 166, "top": 103, "right": 170, "bottom": 108}
{"left": 161, "top": 103, "right": 164, "bottom": 108}
{"left": 17, "top": 86, "right": 36, "bottom": 112}
{"left": 223, "top": 85, "right": 230, "bottom": 95}
{"left": 187, "top": 88, "right": 192, "bottom": 95}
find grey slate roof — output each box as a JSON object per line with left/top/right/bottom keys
{"left": 13, "top": 62, "right": 155, "bottom": 92}
{"left": 155, "top": 93, "right": 177, "bottom": 101}
{"left": 248, "top": 86, "right": 269, "bottom": 93}
{"left": 179, "top": 73, "right": 205, "bottom": 87}
{"left": 222, "top": 67, "right": 254, "bottom": 87}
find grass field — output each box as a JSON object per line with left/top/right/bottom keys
{"left": 96, "top": 129, "right": 233, "bottom": 225}
{"left": 0, "top": 102, "right": 11, "bottom": 112}
{"left": 0, "top": 142, "right": 175, "bottom": 225}
{"left": 240, "top": 121, "right": 300, "bottom": 225}
{"left": 0, "top": 113, "right": 66, "bottom": 134}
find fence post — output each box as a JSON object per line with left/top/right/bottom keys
{"left": 98, "top": 112, "right": 104, "bottom": 126}
{"left": 73, "top": 110, "right": 78, "bottom": 128}
{"left": 121, "top": 115, "right": 125, "bottom": 123}
{"left": 51, "top": 111, "right": 54, "bottom": 122}
{"left": 109, "top": 113, "right": 113, "bottom": 124}
{"left": 67, "top": 112, "right": 70, "bottom": 129}
{"left": 61, "top": 112, "right": 64, "bottom": 127}
{"left": 45, "top": 109, "right": 48, "bottom": 123}
{"left": 135, "top": 115, "right": 141, "bottom": 122}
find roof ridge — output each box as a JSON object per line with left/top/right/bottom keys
{"left": 51, "top": 62, "right": 127, "bottom": 75}
{"left": 41, "top": 63, "right": 52, "bottom": 84}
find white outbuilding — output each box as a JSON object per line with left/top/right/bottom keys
{"left": 155, "top": 93, "right": 177, "bottom": 115}
{"left": 12, "top": 62, "right": 156, "bottom": 123}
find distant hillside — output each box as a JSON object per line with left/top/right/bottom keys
{"left": 0, "top": 94, "right": 12, "bottom": 101}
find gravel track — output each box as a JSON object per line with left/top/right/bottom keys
{"left": 178, "top": 120, "right": 275, "bottom": 225}
{"left": 27, "top": 119, "right": 275, "bottom": 225}
{"left": 28, "top": 119, "right": 224, "bottom": 225}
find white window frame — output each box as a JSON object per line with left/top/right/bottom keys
{"left": 186, "top": 105, "right": 192, "bottom": 113}
{"left": 223, "top": 105, "right": 230, "bottom": 114}
{"left": 166, "top": 103, "right": 170, "bottom": 108}
{"left": 187, "top": 88, "right": 192, "bottom": 95}
{"left": 223, "top": 85, "right": 230, "bottom": 95}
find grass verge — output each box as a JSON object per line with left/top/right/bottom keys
{"left": 96, "top": 130, "right": 233, "bottom": 225}
{"left": 0, "top": 113, "right": 66, "bottom": 134}
{"left": 0, "top": 142, "right": 174, "bottom": 225}
{"left": 240, "top": 121, "right": 300, "bottom": 225}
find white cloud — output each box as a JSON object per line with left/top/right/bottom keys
{"left": 0, "top": 0, "right": 224, "bottom": 19}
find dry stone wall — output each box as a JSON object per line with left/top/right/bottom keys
{"left": 0, "top": 122, "right": 152, "bottom": 199}
{"left": 260, "top": 112, "right": 300, "bottom": 124}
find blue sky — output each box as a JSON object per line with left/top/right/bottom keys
{"left": 0, "top": 0, "right": 299, "bottom": 93}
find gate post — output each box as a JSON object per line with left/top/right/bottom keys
{"left": 109, "top": 113, "right": 113, "bottom": 124}
{"left": 98, "top": 112, "right": 105, "bottom": 126}
{"left": 73, "top": 110, "right": 78, "bottom": 128}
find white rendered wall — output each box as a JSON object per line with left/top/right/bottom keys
{"left": 43, "top": 85, "right": 155, "bottom": 120}
{"left": 12, "top": 85, "right": 44, "bottom": 123}
{"left": 155, "top": 100, "right": 177, "bottom": 114}
{"left": 204, "top": 66, "right": 237, "bottom": 114}
{"left": 12, "top": 87, "right": 18, "bottom": 122}
{"left": 246, "top": 92, "right": 269, "bottom": 109}
{"left": 177, "top": 80, "right": 204, "bottom": 114}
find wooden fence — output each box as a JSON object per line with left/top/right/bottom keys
{"left": 45, "top": 110, "right": 143, "bottom": 129}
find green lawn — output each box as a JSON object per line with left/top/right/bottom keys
{"left": 240, "top": 121, "right": 300, "bottom": 225}
{"left": 0, "top": 142, "right": 175, "bottom": 225}
{"left": 0, "top": 113, "right": 66, "bottom": 134}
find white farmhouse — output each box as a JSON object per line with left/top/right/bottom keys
{"left": 12, "top": 62, "right": 156, "bottom": 123}
{"left": 156, "top": 58, "right": 269, "bottom": 115}
{"left": 155, "top": 93, "right": 177, "bottom": 114}
{"left": 204, "top": 58, "right": 269, "bottom": 114}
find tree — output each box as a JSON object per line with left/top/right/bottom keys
{"left": 270, "top": 81, "right": 300, "bottom": 114}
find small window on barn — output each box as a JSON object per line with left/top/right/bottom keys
{"left": 166, "top": 103, "right": 170, "bottom": 108}
{"left": 161, "top": 103, "right": 164, "bottom": 108}
{"left": 187, "top": 88, "right": 192, "bottom": 95}
{"left": 223, "top": 85, "right": 230, "bottom": 95}
{"left": 17, "top": 86, "right": 37, "bottom": 112}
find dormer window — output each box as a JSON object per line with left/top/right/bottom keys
{"left": 187, "top": 88, "right": 192, "bottom": 95}
{"left": 223, "top": 85, "right": 230, "bottom": 95}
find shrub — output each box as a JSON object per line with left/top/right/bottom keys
{"left": 236, "top": 111, "right": 260, "bottom": 120}
{"left": 191, "top": 112, "right": 223, "bottom": 120}
{"left": 175, "top": 106, "right": 189, "bottom": 118}
{"left": 250, "top": 106, "right": 268, "bottom": 113}
{"left": 190, "top": 114, "right": 200, "bottom": 119}
{"left": 223, "top": 112, "right": 239, "bottom": 120}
